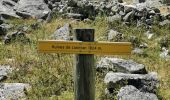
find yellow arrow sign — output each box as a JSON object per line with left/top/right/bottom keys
{"left": 38, "top": 40, "right": 132, "bottom": 55}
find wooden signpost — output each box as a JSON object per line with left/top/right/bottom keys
{"left": 38, "top": 29, "right": 132, "bottom": 100}
{"left": 38, "top": 41, "right": 131, "bottom": 55}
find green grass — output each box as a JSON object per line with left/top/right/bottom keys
{"left": 0, "top": 17, "right": 170, "bottom": 100}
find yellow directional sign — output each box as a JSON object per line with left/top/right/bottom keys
{"left": 38, "top": 40, "right": 132, "bottom": 55}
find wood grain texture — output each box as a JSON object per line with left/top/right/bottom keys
{"left": 74, "top": 29, "right": 95, "bottom": 100}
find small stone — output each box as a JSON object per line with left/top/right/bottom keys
{"left": 159, "top": 20, "right": 170, "bottom": 26}
{"left": 144, "top": 30, "right": 154, "bottom": 39}
{"left": 145, "top": 19, "right": 153, "bottom": 26}
{"left": 149, "top": 10, "right": 156, "bottom": 15}
{"left": 132, "top": 48, "right": 144, "bottom": 55}
{"left": 105, "top": 15, "right": 121, "bottom": 22}
{"left": 160, "top": 47, "right": 170, "bottom": 61}
{"left": 63, "top": 13, "right": 84, "bottom": 20}
{"left": 51, "top": 23, "right": 72, "bottom": 40}
{"left": 139, "top": 43, "right": 148, "bottom": 48}
{"left": 107, "top": 29, "right": 123, "bottom": 41}
{"left": 0, "top": 65, "right": 13, "bottom": 81}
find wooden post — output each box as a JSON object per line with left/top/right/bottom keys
{"left": 74, "top": 29, "right": 95, "bottom": 100}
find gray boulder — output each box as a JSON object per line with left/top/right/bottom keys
{"left": 97, "top": 58, "right": 147, "bottom": 74}
{"left": 0, "top": 0, "right": 20, "bottom": 19}
{"left": 117, "top": 85, "right": 158, "bottom": 100}
{"left": 0, "top": 83, "right": 30, "bottom": 99}
{"left": 104, "top": 72, "right": 159, "bottom": 93}
{"left": 51, "top": 23, "right": 72, "bottom": 40}
{"left": 14, "top": 0, "right": 51, "bottom": 19}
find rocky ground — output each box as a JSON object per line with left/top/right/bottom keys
{"left": 0, "top": 0, "right": 170, "bottom": 99}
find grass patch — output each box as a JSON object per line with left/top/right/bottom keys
{"left": 0, "top": 17, "right": 170, "bottom": 99}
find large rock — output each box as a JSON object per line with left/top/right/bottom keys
{"left": 117, "top": 85, "right": 158, "bottom": 100}
{"left": 0, "top": 83, "right": 30, "bottom": 99}
{"left": 104, "top": 72, "right": 159, "bottom": 93}
{"left": 14, "top": 0, "right": 51, "bottom": 19}
{"left": 0, "top": 0, "right": 20, "bottom": 19}
{"left": 97, "top": 58, "right": 147, "bottom": 74}
{"left": 51, "top": 23, "right": 72, "bottom": 40}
